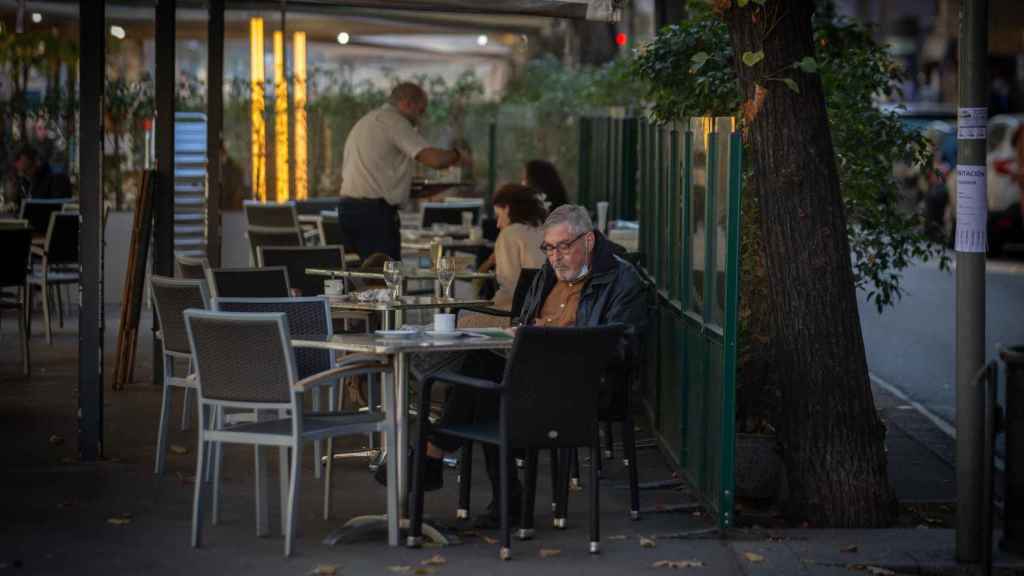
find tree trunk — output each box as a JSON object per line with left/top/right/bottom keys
{"left": 723, "top": 0, "right": 894, "bottom": 527}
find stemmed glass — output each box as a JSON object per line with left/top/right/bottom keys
{"left": 436, "top": 256, "right": 457, "bottom": 300}
{"left": 382, "top": 260, "right": 402, "bottom": 301}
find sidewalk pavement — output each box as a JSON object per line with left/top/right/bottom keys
{"left": 1, "top": 306, "right": 1022, "bottom": 575}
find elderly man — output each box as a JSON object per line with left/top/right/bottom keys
{"left": 338, "top": 82, "right": 469, "bottom": 260}
{"left": 381, "top": 204, "right": 648, "bottom": 527}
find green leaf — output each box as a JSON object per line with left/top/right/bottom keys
{"left": 782, "top": 78, "right": 800, "bottom": 93}
{"left": 690, "top": 51, "right": 709, "bottom": 72}
{"left": 741, "top": 51, "right": 764, "bottom": 67}
{"left": 737, "top": 0, "right": 749, "bottom": 6}
{"left": 797, "top": 56, "right": 818, "bottom": 73}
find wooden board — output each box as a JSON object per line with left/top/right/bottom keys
{"left": 112, "top": 171, "right": 156, "bottom": 390}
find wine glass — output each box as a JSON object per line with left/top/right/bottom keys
{"left": 436, "top": 256, "right": 457, "bottom": 300}
{"left": 383, "top": 260, "right": 402, "bottom": 301}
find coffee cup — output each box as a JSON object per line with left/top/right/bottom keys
{"left": 324, "top": 279, "right": 344, "bottom": 296}
{"left": 433, "top": 313, "right": 456, "bottom": 333}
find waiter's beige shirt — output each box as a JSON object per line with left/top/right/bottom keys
{"left": 340, "top": 104, "right": 429, "bottom": 206}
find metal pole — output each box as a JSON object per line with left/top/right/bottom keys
{"left": 955, "top": 0, "right": 988, "bottom": 562}
{"left": 207, "top": 0, "right": 224, "bottom": 267}
{"left": 78, "top": 0, "right": 104, "bottom": 461}
{"left": 153, "top": 0, "right": 176, "bottom": 385}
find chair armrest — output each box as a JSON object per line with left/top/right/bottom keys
{"left": 459, "top": 306, "right": 513, "bottom": 318}
{"left": 293, "top": 363, "right": 392, "bottom": 393}
{"left": 424, "top": 370, "right": 503, "bottom": 391}
{"left": 31, "top": 245, "right": 45, "bottom": 258}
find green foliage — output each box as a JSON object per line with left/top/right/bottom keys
{"left": 631, "top": 7, "right": 948, "bottom": 312}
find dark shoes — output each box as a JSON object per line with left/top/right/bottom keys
{"left": 373, "top": 449, "right": 444, "bottom": 492}
{"left": 471, "top": 499, "right": 522, "bottom": 530}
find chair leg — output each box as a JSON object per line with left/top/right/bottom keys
{"left": 284, "top": 443, "right": 301, "bottom": 557}
{"left": 457, "top": 441, "right": 473, "bottom": 520}
{"left": 367, "top": 373, "right": 379, "bottom": 451}
{"left": 518, "top": 449, "right": 538, "bottom": 540}
{"left": 589, "top": 434, "right": 601, "bottom": 554}
{"left": 549, "top": 448, "right": 559, "bottom": 513}
{"left": 254, "top": 442, "right": 270, "bottom": 537}
{"left": 384, "top": 377, "right": 399, "bottom": 547}
{"left": 211, "top": 408, "right": 224, "bottom": 526}
{"left": 499, "top": 438, "right": 511, "bottom": 560}
{"left": 570, "top": 447, "right": 581, "bottom": 491}
{"left": 323, "top": 437, "right": 334, "bottom": 520}
{"left": 622, "top": 414, "right": 640, "bottom": 521}
{"left": 181, "top": 387, "right": 192, "bottom": 431}
{"left": 554, "top": 449, "right": 570, "bottom": 529}
{"left": 18, "top": 294, "right": 29, "bottom": 376}
{"left": 154, "top": 366, "right": 174, "bottom": 475}
{"left": 279, "top": 445, "right": 290, "bottom": 536}
{"left": 190, "top": 408, "right": 208, "bottom": 548}
{"left": 56, "top": 284, "right": 64, "bottom": 328}
{"left": 312, "top": 388, "right": 322, "bottom": 480}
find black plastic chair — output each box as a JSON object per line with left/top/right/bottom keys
{"left": 257, "top": 245, "right": 345, "bottom": 297}
{"left": 409, "top": 325, "right": 625, "bottom": 559}
{"left": 27, "top": 212, "right": 79, "bottom": 344}
{"left": 460, "top": 268, "right": 538, "bottom": 322}
{"left": 205, "top": 266, "right": 290, "bottom": 299}
{"left": 0, "top": 225, "right": 33, "bottom": 374}
{"left": 19, "top": 198, "right": 70, "bottom": 236}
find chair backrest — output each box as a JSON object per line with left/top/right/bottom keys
{"left": 503, "top": 325, "right": 624, "bottom": 448}
{"left": 0, "top": 226, "right": 33, "bottom": 289}
{"left": 244, "top": 201, "right": 299, "bottom": 229}
{"left": 20, "top": 198, "right": 69, "bottom": 236}
{"left": 150, "top": 275, "right": 210, "bottom": 356}
{"left": 420, "top": 201, "right": 481, "bottom": 228}
{"left": 295, "top": 197, "right": 340, "bottom": 216}
{"left": 247, "top": 227, "right": 303, "bottom": 265}
{"left": 45, "top": 212, "right": 80, "bottom": 265}
{"left": 257, "top": 245, "right": 345, "bottom": 296}
{"left": 213, "top": 296, "right": 332, "bottom": 379}
{"left": 509, "top": 268, "right": 539, "bottom": 319}
{"left": 206, "top": 266, "right": 290, "bottom": 299}
{"left": 175, "top": 253, "right": 210, "bottom": 280}
{"left": 185, "top": 309, "right": 296, "bottom": 405}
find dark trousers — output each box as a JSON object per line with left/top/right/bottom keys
{"left": 433, "top": 350, "right": 522, "bottom": 504}
{"left": 338, "top": 197, "right": 401, "bottom": 261}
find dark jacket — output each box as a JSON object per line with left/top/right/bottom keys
{"left": 516, "top": 230, "right": 649, "bottom": 366}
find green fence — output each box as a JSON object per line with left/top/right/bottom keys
{"left": 636, "top": 117, "right": 743, "bottom": 530}
{"left": 577, "top": 112, "right": 638, "bottom": 221}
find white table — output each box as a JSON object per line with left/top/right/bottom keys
{"left": 293, "top": 328, "right": 515, "bottom": 546}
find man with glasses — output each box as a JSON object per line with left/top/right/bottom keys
{"left": 388, "top": 204, "right": 648, "bottom": 528}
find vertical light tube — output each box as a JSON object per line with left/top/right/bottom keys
{"left": 273, "top": 30, "right": 289, "bottom": 203}
{"left": 249, "top": 17, "right": 266, "bottom": 202}
{"left": 293, "top": 31, "right": 307, "bottom": 200}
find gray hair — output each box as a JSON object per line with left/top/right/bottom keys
{"left": 543, "top": 204, "right": 593, "bottom": 236}
{"left": 390, "top": 82, "right": 426, "bottom": 106}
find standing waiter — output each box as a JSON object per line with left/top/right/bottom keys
{"left": 339, "top": 82, "right": 469, "bottom": 260}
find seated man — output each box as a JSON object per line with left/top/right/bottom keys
{"left": 382, "top": 204, "right": 648, "bottom": 527}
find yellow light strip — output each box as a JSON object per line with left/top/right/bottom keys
{"left": 293, "top": 31, "right": 308, "bottom": 201}
{"left": 273, "top": 30, "right": 289, "bottom": 203}
{"left": 249, "top": 17, "right": 266, "bottom": 203}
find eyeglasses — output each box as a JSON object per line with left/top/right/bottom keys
{"left": 539, "top": 231, "right": 588, "bottom": 256}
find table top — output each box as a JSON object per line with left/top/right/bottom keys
{"left": 307, "top": 267, "right": 494, "bottom": 281}
{"left": 324, "top": 294, "right": 493, "bottom": 312}
{"left": 293, "top": 327, "right": 514, "bottom": 355}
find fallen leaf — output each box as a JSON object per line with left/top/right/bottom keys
{"left": 107, "top": 516, "right": 132, "bottom": 526}
{"left": 640, "top": 536, "right": 657, "bottom": 548}
{"left": 169, "top": 444, "right": 189, "bottom": 455}
{"left": 841, "top": 544, "right": 859, "bottom": 553}
{"left": 48, "top": 434, "right": 64, "bottom": 446}
{"left": 608, "top": 534, "right": 628, "bottom": 541}
{"left": 743, "top": 552, "right": 765, "bottom": 563}
{"left": 481, "top": 535, "right": 498, "bottom": 545}
{"left": 387, "top": 567, "right": 411, "bottom": 574}
{"left": 652, "top": 560, "right": 705, "bottom": 569}
{"left": 420, "top": 554, "right": 446, "bottom": 566}
{"left": 311, "top": 565, "right": 337, "bottom": 576}
{"left": 539, "top": 548, "right": 561, "bottom": 558}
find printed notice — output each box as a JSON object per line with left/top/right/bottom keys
{"left": 958, "top": 107, "right": 988, "bottom": 140}
{"left": 955, "top": 164, "right": 987, "bottom": 253}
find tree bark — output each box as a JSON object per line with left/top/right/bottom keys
{"left": 724, "top": 0, "right": 894, "bottom": 527}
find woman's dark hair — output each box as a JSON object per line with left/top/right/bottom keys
{"left": 524, "top": 159, "right": 568, "bottom": 210}
{"left": 493, "top": 183, "right": 547, "bottom": 227}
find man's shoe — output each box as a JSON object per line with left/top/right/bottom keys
{"left": 373, "top": 450, "right": 444, "bottom": 492}
{"left": 471, "top": 500, "right": 522, "bottom": 530}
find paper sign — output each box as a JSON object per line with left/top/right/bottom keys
{"left": 955, "top": 164, "right": 987, "bottom": 253}
{"left": 957, "top": 107, "right": 987, "bottom": 140}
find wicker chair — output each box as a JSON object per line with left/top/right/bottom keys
{"left": 184, "top": 309, "right": 396, "bottom": 556}
{"left": 0, "top": 224, "right": 33, "bottom": 375}
{"left": 205, "top": 266, "right": 290, "bottom": 299}
{"left": 175, "top": 253, "right": 210, "bottom": 280}
{"left": 27, "top": 212, "right": 79, "bottom": 344}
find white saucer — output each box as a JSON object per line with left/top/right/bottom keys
{"left": 375, "top": 329, "right": 417, "bottom": 338}
{"left": 424, "top": 330, "right": 463, "bottom": 339}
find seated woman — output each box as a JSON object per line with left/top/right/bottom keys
{"left": 524, "top": 159, "right": 568, "bottom": 211}
{"left": 481, "top": 184, "right": 547, "bottom": 310}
